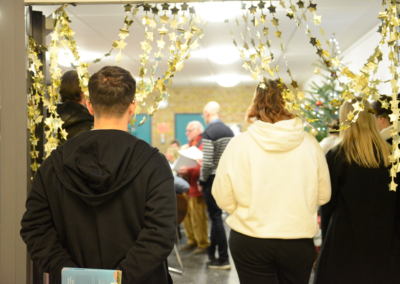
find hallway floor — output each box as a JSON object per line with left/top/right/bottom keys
{"left": 168, "top": 214, "right": 315, "bottom": 284}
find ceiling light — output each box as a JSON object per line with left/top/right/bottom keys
{"left": 215, "top": 74, "right": 241, "bottom": 87}
{"left": 206, "top": 46, "right": 239, "bottom": 65}
{"left": 46, "top": 49, "right": 103, "bottom": 67}
{"left": 195, "top": 1, "right": 242, "bottom": 23}
{"left": 58, "top": 51, "right": 79, "bottom": 67}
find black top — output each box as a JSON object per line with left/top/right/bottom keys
{"left": 21, "top": 130, "right": 176, "bottom": 284}
{"left": 57, "top": 102, "right": 94, "bottom": 142}
{"left": 314, "top": 148, "right": 400, "bottom": 284}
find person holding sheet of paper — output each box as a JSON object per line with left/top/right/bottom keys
{"left": 178, "top": 121, "right": 210, "bottom": 255}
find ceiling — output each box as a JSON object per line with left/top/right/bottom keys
{"left": 32, "top": 0, "right": 382, "bottom": 88}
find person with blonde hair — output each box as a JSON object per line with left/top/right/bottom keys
{"left": 314, "top": 98, "right": 400, "bottom": 284}
{"left": 212, "top": 79, "right": 331, "bottom": 283}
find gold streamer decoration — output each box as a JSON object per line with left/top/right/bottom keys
{"left": 230, "top": 0, "right": 400, "bottom": 190}
{"left": 27, "top": 3, "right": 206, "bottom": 172}
{"left": 132, "top": 3, "right": 206, "bottom": 126}
{"left": 27, "top": 37, "right": 47, "bottom": 173}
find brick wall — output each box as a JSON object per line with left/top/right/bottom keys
{"left": 145, "top": 85, "right": 257, "bottom": 153}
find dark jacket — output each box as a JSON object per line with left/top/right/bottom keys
{"left": 21, "top": 130, "right": 177, "bottom": 284}
{"left": 199, "top": 120, "right": 234, "bottom": 185}
{"left": 57, "top": 102, "right": 94, "bottom": 142}
{"left": 314, "top": 148, "right": 400, "bottom": 284}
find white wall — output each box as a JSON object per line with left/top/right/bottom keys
{"left": 303, "top": 24, "right": 392, "bottom": 97}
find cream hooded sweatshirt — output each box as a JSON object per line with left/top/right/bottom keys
{"left": 212, "top": 118, "right": 331, "bottom": 239}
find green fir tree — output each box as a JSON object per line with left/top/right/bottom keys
{"left": 302, "top": 34, "right": 343, "bottom": 142}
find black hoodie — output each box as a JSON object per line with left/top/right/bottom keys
{"left": 21, "top": 130, "right": 177, "bottom": 284}
{"left": 56, "top": 102, "right": 94, "bottom": 143}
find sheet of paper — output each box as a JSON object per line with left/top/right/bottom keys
{"left": 178, "top": 146, "right": 203, "bottom": 160}
{"left": 172, "top": 155, "right": 199, "bottom": 171}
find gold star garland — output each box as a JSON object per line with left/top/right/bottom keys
{"left": 230, "top": 1, "right": 400, "bottom": 190}
{"left": 46, "top": 10, "right": 69, "bottom": 158}
{"left": 27, "top": 3, "right": 206, "bottom": 173}
{"left": 132, "top": 3, "right": 206, "bottom": 126}
{"left": 385, "top": 1, "right": 400, "bottom": 191}
{"left": 227, "top": 1, "right": 304, "bottom": 118}
{"left": 27, "top": 37, "right": 47, "bottom": 173}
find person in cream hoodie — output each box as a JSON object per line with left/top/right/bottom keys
{"left": 212, "top": 80, "right": 331, "bottom": 284}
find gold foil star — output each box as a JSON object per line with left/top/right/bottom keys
{"left": 158, "top": 26, "right": 168, "bottom": 35}
{"left": 312, "top": 14, "right": 322, "bottom": 25}
{"left": 248, "top": 4, "right": 258, "bottom": 14}
{"left": 146, "top": 32, "right": 154, "bottom": 41}
{"left": 275, "top": 30, "right": 282, "bottom": 38}
{"left": 251, "top": 72, "right": 259, "bottom": 81}
{"left": 184, "top": 31, "right": 193, "bottom": 39}
{"left": 271, "top": 17, "right": 279, "bottom": 27}
{"left": 179, "top": 15, "right": 188, "bottom": 25}
{"left": 296, "top": 1, "right": 305, "bottom": 9}
{"left": 268, "top": 4, "right": 277, "bottom": 14}
{"left": 50, "top": 31, "right": 60, "bottom": 42}
{"left": 170, "top": 19, "right": 178, "bottom": 29}
{"left": 160, "top": 15, "right": 170, "bottom": 24}
{"left": 169, "top": 32, "right": 177, "bottom": 41}
{"left": 116, "top": 40, "right": 127, "bottom": 50}
{"left": 157, "top": 39, "right": 166, "bottom": 48}
{"left": 251, "top": 17, "right": 259, "bottom": 26}
{"left": 260, "top": 13, "right": 267, "bottom": 23}
{"left": 308, "top": 3, "right": 317, "bottom": 12}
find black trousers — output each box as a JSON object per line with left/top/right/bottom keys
{"left": 230, "top": 230, "right": 315, "bottom": 284}
{"left": 202, "top": 175, "right": 229, "bottom": 262}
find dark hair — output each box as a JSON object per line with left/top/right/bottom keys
{"left": 246, "top": 79, "right": 295, "bottom": 123}
{"left": 59, "top": 70, "right": 82, "bottom": 103}
{"left": 372, "top": 95, "right": 392, "bottom": 119}
{"left": 170, "top": 139, "right": 181, "bottom": 147}
{"left": 326, "top": 119, "right": 340, "bottom": 134}
{"left": 88, "top": 66, "right": 136, "bottom": 118}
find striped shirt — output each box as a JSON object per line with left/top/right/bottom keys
{"left": 199, "top": 120, "right": 234, "bottom": 185}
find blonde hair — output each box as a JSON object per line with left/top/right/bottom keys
{"left": 204, "top": 101, "right": 220, "bottom": 115}
{"left": 166, "top": 146, "right": 179, "bottom": 163}
{"left": 336, "top": 98, "right": 391, "bottom": 168}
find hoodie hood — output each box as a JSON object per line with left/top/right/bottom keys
{"left": 247, "top": 117, "right": 305, "bottom": 152}
{"left": 50, "top": 130, "right": 158, "bottom": 206}
{"left": 380, "top": 124, "right": 395, "bottom": 141}
{"left": 57, "top": 102, "right": 93, "bottom": 129}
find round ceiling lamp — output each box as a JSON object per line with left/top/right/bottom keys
{"left": 194, "top": 1, "right": 242, "bottom": 23}
{"left": 215, "top": 74, "right": 241, "bottom": 87}
{"left": 207, "top": 46, "right": 239, "bottom": 65}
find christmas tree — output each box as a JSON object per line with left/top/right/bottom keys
{"left": 302, "top": 34, "right": 343, "bottom": 142}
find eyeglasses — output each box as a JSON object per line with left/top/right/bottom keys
{"left": 186, "top": 129, "right": 195, "bottom": 133}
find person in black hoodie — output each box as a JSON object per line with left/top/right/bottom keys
{"left": 21, "top": 66, "right": 177, "bottom": 284}
{"left": 57, "top": 70, "right": 94, "bottom": 143}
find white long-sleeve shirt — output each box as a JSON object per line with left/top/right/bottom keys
{"left": 212, "top": 118, "right": 331, "bottom": 239}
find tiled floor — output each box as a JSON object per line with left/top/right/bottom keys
{"left": 168, "top": 215, "right": 315, "bottom": 284}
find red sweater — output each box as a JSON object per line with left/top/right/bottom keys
{"left": 187, "top": 136, "right": 203, "bottom": 198}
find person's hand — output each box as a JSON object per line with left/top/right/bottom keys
{"left": 196, "top": 159, "right": 203, "bottom": 166}
{"left": 178, "top": 166, "right": 188, "bottom": 175}
{"left": 198, "top": 185, "right": 203, "bottom": 192}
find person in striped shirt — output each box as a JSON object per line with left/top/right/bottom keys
{"left": 198, "top": 101, "right": 234, "bottom": 270}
